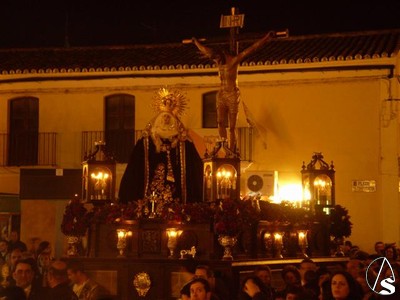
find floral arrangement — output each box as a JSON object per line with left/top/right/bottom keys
{"left": 258, "top": 200, "right": 313, "bottom": 227}
{"left": 69, "top": 196, "right": 352, "bottom": 242}
{"left": 91, "top": 201, "right": 139, "bottom": 224}
{"left": 61, "top": 195, "right": 92, "bottom": 237}
{"left": 89, "top": 200, "right": 215, "bottom": 225}
{"left": 329, "top": 204, "right": 352, "bottom": 239}
{"left": 160, "top": 201, "right": 214, "bottom": 223}
{"left": 213, "top": 198, "right": 261, "bottom": 236}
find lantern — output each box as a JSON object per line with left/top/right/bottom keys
{"left": 301, "top": 152, "right": 335, "bottom": 213}
{"left": 82, "top": 141, "right": 116, "bottom": 205}
{"left": 203, "top": 140, "right": 240, "bottom": 203}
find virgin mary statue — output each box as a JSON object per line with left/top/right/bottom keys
{"left": 118, "top": 87, "right": 203, "bottom": 204}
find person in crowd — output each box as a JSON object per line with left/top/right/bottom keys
{"left": 239, "top": 275, "right": 269, "bottom": 300}
{"left": 44, "top": 260, "right": 78, "bottom": 300}
{"left": 345, "top": 258, "right": 365, "bottom": 297}
{"left": 253, "top": 265, "right": 276, "bottom": 299}
{"left": 180, "top": 280, "right": 191, "bottom": 300}
{"left": 346, "top": 258, "right": 364, "bottom": 280}
{"left": 28, "top": 238, "right": 41, "bottom": 258}
{"left": 37, "top": 251, "right": 52, "bottom": 287}
{"left": 0, "top": 281, "right": 26, "bottom": 299}
{"left": 35, "top": 241, "right": 52, "bottom": 260}
{"left": 318, "top": 280, "right": 331, "bottom": 300}
{"left": 275, "top": 265, "right": 302, "bottom": 299}
{"left": 302, "top": 270, "right": 319, "bottom": 299}
{"left": 194, "top": 264, "right": 229, "bottom": 300}
{"left": 35, "top": 241, "right": 53, "bottom": 287}
{"left": 13, "top": 258, "right": 45, "bottom": 300}
{"left": 316, "top": 266, "right": 331, "bottom": 289}
{"left": 8, "top": 248, "right": 23, "bottom": 273}
{"left": 330, "top": 270, "right": 363, "bottom": 300}
{"left": 343, "top": 241, "right": 353, "bottom": 257}
{"left": 383, "top": 243, "right": 398, "bottom": 263}
{"left": 353, "top": 250, "right": 370, "bottom": 262}
{"left": 374, "top": 241, "right": 385, "bottom": 256}
{"left": 8, "top": 231, "right": 27, "bottom": 252}
{"left": 188, "top": 277, "right": 211, "bottom": 300}
{"left": 298, "top": 258, "right": 318, "bottom": 286}
{"left": 67, "top": 261, "right": 109, "bottom": 300}
{"left": 285, "top": 284, "right": 316, "bottom": 300}
{"left": 329, "top": 241, "right": 344, "bottom": 257}
{"left": 4, "top": 248, "right": 28, "bottom": 287}
{"left": 282, "top": 265, "right": 301, "bottom": 287}
{"left": 355, "top": 275, "right": 379, "bottom": 300}
{"left": 0, "top": 239, "right": 10, "bottom": 266}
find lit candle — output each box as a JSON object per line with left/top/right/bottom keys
{"left": 298, "top": 231, "right": 306, "bottom": 246}
{"left": 217, "top": 172, "right": 222, "bottom": 198}
{"left": 118, "top": 230, "right": 126, "bottom": 239}
{"left": 274, "top": 233, "right": 283, "bottom": 245}
{"left": 116, "top": 229, "right": 127, "bottom": 257}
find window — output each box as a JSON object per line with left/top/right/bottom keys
{"left": 202, "top": 91, "right": 228, "bottom": 128}
{"left": 8, "top": 97, "right": 39, "bottom": 166}
{"left": 105, "top": 94, "right": 135, "bottom": 163}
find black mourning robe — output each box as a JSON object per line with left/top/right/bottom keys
{"left": 118, "top": 136, "right": 203, "bottom": 203}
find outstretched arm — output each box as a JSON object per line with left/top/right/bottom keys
{"left": 236, "top": 31, "right": 276, "bottom": 62}
{"left": 192, "top": 37, "right": 215, "bottom": 59}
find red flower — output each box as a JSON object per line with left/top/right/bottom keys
{"left": 61, "top": 196, "right": 92, "bottom": 236}
{"left": 330, "top": 204, "right": 352, "bottom": 239}
{"left": 214, "top": 197, "right": 261, "bottom": 236}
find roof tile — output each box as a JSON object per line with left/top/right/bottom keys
{"left": 0, "top": 29, "right": 399, "bottom": 74}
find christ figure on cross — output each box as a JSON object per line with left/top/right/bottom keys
{"left": 191, "top": 30, "right": 276, "bottom": 152}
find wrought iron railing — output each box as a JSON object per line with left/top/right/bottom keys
{"left": 82, "top": 130, "right": 145, "bottom": 163}
{"left": 81, "top": 127, "right": 253, "bottom": 165}
{"left": 0, "top": 129, "right": 252, "bottom": 167}
{"left": 0, "top": 132, "right": 57, "bottom": 166}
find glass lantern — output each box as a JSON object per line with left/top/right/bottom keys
{"left": 82, "top": 141, "right": 116, "bottom": 205}
{"left": 301, "top": 152, "right": 335, "bottom": 213}
{"left": 203, "top": 140, "right": 240, "bottom": 203}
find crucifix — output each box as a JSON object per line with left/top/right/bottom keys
{"left": 189, "top": 8, "right": 277, "bottom": 153}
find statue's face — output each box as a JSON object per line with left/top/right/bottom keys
{"left": 152, "top": 112, "right": 179, "bottom": 139}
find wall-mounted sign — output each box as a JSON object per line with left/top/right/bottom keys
{"left": 352, "top": 180, "right": 376, "bottom": 192}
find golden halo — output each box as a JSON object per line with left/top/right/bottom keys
{"left": 152, "top": 87, "right": 188, "bottom": 117}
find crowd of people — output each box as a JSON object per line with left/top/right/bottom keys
{"left": 0, "top": 231, "right": 110, "bottom": 300}
{"left": 179, "top": 241, "right": 400, "bottom": 300}
{"left": 0, "top": 230, "right": 399, "bottom": 300}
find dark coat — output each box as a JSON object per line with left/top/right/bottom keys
{"left": 43, "top": 282, "right": 78, "bottom": 300}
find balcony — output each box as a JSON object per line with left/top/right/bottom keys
{"left": 0, "top": 132, "right": 57, "bottom": 167}
{"left": 82, "top": 127, "right": 253, "bottom": 163}
{"left": 0, "top": 128, "right": 253, "bottom": 167}
{"left": 82, "top": 130, "right": 145, "bottom": 163}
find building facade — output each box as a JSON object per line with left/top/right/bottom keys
{"left": 0, "top": 29, "right": 399, "bottom": 256}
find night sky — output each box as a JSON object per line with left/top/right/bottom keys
{"left": 0, "top": 0, "right": 399, "bottom": 48}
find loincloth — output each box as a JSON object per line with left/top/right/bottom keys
{"left": 217, "top": 88, "right": 240, "bottom": 114}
